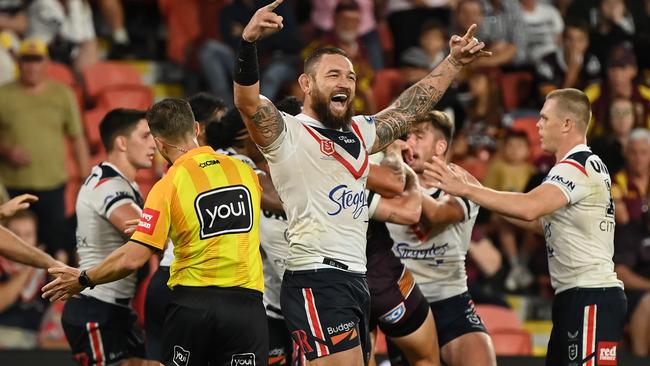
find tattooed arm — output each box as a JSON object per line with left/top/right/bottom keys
{"left": 234, "top": 0, "right": 285, "bottom": 148}
{"left": 371, "top": 24, "right": 491, "bottom": 153}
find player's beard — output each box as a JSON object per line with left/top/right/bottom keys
{"left": 311, "top": 87, "right": 354, "bottom": 131}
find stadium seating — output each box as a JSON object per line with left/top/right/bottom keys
{"left": 476, "top": 304, "right": 533, "bottom": 356}
{"left": 500, "top": 72, "right": 534, "bottom": 112}
{"left": 511, "top": 116, "right": 543, "bottom": 161}
{"left": 82, "top": 62, "right": 144, "bottom": 102}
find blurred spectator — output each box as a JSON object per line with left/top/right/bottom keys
{"left": 27, "top": 0, "right": 99, "bottom": 72}
{"left": 0, "top": 30, "right": 18, "bottom": 85}
{"left": 612, "top": 129, "right": 650, "bottom": 357}
{"left": 386, "top": 0, "right": 452, "bottom": 65}
{"left": 452, "top": 0, "right": 519, "bottom": 68}
{"left": 310, "top": 0, "right": 384, "bottom": 70}
{"left": 630, "top": 0, "right": 650, "bottom": 74}
{"left": 418, "top": 20, "right": 446, "bottom": 67}
{"left": 187, "top": 92, "right": 227, "bottom": 146}
{"left": 0, "top": 0, "right": 29, "bottom": 36}
{"left": 590, "top": 97, "right": 636, "bottom": 176}
{"left": 227, "top": 0, "right": 300, "bottom": 101}
{"left": 198, "top": 38, "right": 235, "bottom": 105}
{"left": 536, "top": 21, "right": 601, "bottom": 97}
{"left": 483, "top": 130, "right": 536, "bottom": 291}
{"left": 586, "top": 43, "right": 650, "bottom": 138}
{"left": 37, "top": 300, "right": 68, "bottom": 349}
{"left": 97, "top": 0, "right": 132, "bottom": 59}
{"left": 302, "top": 0, "right": 376, "bottom": 114}
{"left": 464, "top": 68, "right": 503, "bottom": 130}
{"left": 477, "top": 0, "right": 528, "bottom": 66}
{"left": 0, "top": 38, "right": 90, "bottom": 255}
{"left": 567, "top": 0, "right": 635, "bottom": 66}
{"left": 611, "top": 128, "right": 650, "bottom": 226}
{"left": 0, "top": 210, "right": 48, "bottom": 349}
{"left": 520, "top": 0, "right": 563, "bottom": 63}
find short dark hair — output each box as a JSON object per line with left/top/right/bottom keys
{"left": 503, "top": 129, "right": 530, "bottom": 144}
{"left": 206, "top": 108, "right": 245, "bottom": 150}
{"left": 145, "top": 98, "right": 196, "bottom": 142}
{"left": 275, "top": 96, "right": 303, "bottom": 115}
{"left": 188, "top": 92, "right": 226, "bottom": 124}
{"left": 335, "top": 0, "right": 360, "bottom": 14}
{"left": 99, "top": 108, "right": 147, "bottom": 152}
{"left": 304, "top": 47, "right": 350, "bottom": 76}
{"left": 564, "top": 19, "right": 590, "bottom": 38}
{"left": 420, "top": 20, "right": 446, "bottom": 38}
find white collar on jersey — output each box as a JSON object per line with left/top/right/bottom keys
{"left": 560, "top": 144, "right": 591, "bottom": 161}
{"left": 100, "top": 161, "right": 135, "bottom": 184}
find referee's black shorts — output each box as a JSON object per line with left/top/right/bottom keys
{"left": 281, "top": 269, "right": 371, "bottom": 363}
{"left": 546, "top": 286, "right": 627, "bottom": 366}
{"left": 162, "top": 286, "right": 268, "bottom": 366}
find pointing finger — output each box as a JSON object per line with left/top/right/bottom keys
{"left": 267, "top": 0, "right": 283, "bottom": 11}
{"left": 463, "top": 24, "right": 477, "bottom": 41}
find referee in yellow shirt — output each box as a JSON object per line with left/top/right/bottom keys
{"left": 42, "top": 98, "right": 268, "bottom": 366}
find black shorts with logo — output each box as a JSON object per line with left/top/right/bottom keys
{"left": 546, "top": 287, "right": 627, "bottom": 366}
{"left": 61, "top": 295, "right": 146, "bottom": 365}
{"left": 368, "top": 263, "right": 429, "bottom": 338}
{"left": 162, "top": 286, "right": 268, "bottom": 366}
{"left": 281, "top": 269, "right": 371, "bottom": 362}
{"left": 429, "top": 291, "right": 487, "bottom": 347}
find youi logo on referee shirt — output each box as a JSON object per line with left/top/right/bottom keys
{"left": 327, "top": 184, "right": 367, "bottom": 219}
{"left": 195, "top": 185, "right": 253, "bottom": 239}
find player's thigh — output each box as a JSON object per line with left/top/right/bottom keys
{"left": 441, "top": 332, "right": 496, "bottom": 366}
{"left": 308, "top": 345, "right": 364, "bottom": 366}
{"left": 389, "top": 310, "right": 440, "bottom": 366}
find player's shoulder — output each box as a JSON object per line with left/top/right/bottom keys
{"left": 90, "top": 163, "right": 132, "bottom": 192}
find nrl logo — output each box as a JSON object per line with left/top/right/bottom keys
{"left": 320, "top": 140, "right": 335, "bottom": 156}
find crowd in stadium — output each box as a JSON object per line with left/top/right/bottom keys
{"left": 0, "top": 0, "right": 650, "bottom": 364}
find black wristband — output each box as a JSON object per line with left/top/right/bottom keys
{"left": 234, "top": 38, "right": 260, "bottom": 86}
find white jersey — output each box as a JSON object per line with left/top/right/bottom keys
{"left": 76, "top": 163, "right": 143, "bottom": 305}
{"left": 387, "top": 188, "right": 479, "bottom": 302}
{"left": 260, "top": 113, "right": 377, "bottom": 272}
{"left": 260, "top": 209, "right": 289, "bottom": 319}
{"left": 541, "top": 144, "right": 623, "bottom": 293}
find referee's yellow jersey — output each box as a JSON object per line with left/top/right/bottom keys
{"left": 131, "top": 146, "right": 264, "bottom": 292}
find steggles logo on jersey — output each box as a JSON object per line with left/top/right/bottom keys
{"left": 327, "top": 184, "right": 367, "bottom": 219}
{"left": 392, "top": 242, "right": 449, "bottom": 260}
{"left": 195, "top": 185, "right": 253, "bottom": 239}
{"left": 137, "top": 208, "right": 160, "bottom": 235}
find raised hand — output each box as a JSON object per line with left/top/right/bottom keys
{"left": 242, "top": 0, "right": 285, "bottom": 42}
{"left": 0, "top": 194, "right": 38, "bottom": 219}
{"left": 421, "top": 157, "right": 470, "bottom": 196}
{"left": 448, "top": 24, "right": 492, "bottom": 66}
{"left": 41, "top": 266, "right": 84, "bottom": 302}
